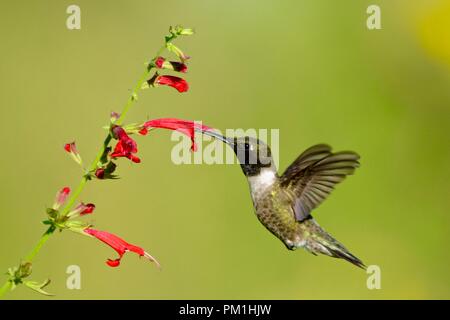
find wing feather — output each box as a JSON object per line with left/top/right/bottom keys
{"left": 280, "top": 144, "right": 360, "bottom": 221}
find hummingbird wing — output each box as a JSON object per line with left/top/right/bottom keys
{"left": 280, "top": 144, "right": 360, "bottom": 221}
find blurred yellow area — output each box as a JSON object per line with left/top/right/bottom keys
{"left": 419, "top": 1, "right": 450, "bottom": 67}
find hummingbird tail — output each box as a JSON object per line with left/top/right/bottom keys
{"left": 302, "top": 219, "right": 366, "bottom": 269}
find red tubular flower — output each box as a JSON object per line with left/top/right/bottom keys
{"left": 84, "top": 228, "right": 160, "bottom": 268}
{"left": 67, "top": 202, "right": 95, "bottom": 218}
{"left": 110, "top": 126, "right": 141, "bottom": 163}
{"left": 64, "top": 141, "right": 82, "bottom": 165}
{"left": 53, "top": 187, "right": 70, "bottom": 210}
{"left": 149, "top": 75, "right": 189, "bottom": 93}
{"left": 154, "top": 56, "right": 188, "bottom": 73}
{"left": 79, "top": 203, "right": 95, "bottom": 215}
{"left": 140, "top": 118, "right": 213, "bottom": 151}
{"left": 64, "top": 143, "right": 73, "bottom": 153}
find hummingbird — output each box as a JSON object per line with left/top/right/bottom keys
{"left": 202, "top": 131, "right": 365, "bottom": 269}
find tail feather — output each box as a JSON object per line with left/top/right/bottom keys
{"left": 326, "top": 247, "right": 366, "bottom": 270}
{"left": 302, "top": 219, "right": 366, "bottom": 269}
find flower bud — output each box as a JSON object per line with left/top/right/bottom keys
{"left": 169, "top": 25, "right": 194, "bottom": 36}
{"left": 53, "top": 187, "right": 70, "bottom": 210}
{"left": 67, "top": 202, "right": 95, "bottom": 218}
{"left": 17, "top": 262, "right": 33, "bottom": 279}
{"left": 166, "top": 43, "right": 190, "bottom": 62}
{"left": 110, "top": 112, "right": 120, "bottom": 123}
{"left": 154, "top": 56, "right": 188, "bottom": 73}
{"left": 64, "top": 142, "right": 83, "bottom": 166}
{"left": 95, "top": 168, "right": 105, "bottom": 179}
{"left": 178, "top": 28, "right": 194, "bottom": 36}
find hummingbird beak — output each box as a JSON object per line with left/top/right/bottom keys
{"left": 197, "top": 129, "right": 234, "bottom": 146}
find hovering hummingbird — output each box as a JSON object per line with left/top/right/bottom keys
{"left": 202, "top": 131, "right": 365, "bottom": 269}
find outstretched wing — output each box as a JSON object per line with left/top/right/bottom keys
{"left": 279, "top": 144, "right": 360, "bottom": 221}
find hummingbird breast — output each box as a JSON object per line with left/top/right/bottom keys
{"left": 247, "top": 169, "right": 303, "bottom": 249}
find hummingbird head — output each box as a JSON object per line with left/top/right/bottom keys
{"left": 228, "top": 136, "right": 274, "bottom": 176}
{"left": 200, "top": 130, "right": 274, "bottom": 176}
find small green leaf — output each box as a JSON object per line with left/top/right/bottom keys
{"left": 141, "top": 81, "right": 150, "bottom": 90}
{"left": 24, "top": 279, "right": 54, "bottom": 296}
{"left": 46, "top": 208, "right": 58, "bottom": 219}
{"left": 99, "top": 146, "right": 112, "bottom": 165}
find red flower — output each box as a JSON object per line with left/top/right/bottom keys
{"left": 140, "top": 118, "right": 213, "bottom": 151}
{"left": 154, "top": 56, "right": 188, "bottom": 73}
{"left": 53, "top": 187, "right": 70, "bottom": 210}
{"left": 64, "top": 143, "right": 74, "bottom": 153}
{"left": 149, "top": 75, "right": 189, "bottom": 93}
{"left": 110, "top": 126, "right": 141, "bottom": 163}
{"left": 64, "top": 141, "right": 82, "bottom": 165}
{"left": 67, "top": 202, "right": 95, "bottom": 218}
{"left": 84, "top": 228, "right": 160, "bottom": 268}
{"left": 79, "top": 203, "right": 95, "bottom": 215}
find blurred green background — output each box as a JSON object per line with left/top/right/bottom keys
{"left": 0, "top": 0, "right": 449, "bottom": 299}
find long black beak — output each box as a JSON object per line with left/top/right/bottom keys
{"left": 197, "top": 129, "right": 234, "bottom": 146}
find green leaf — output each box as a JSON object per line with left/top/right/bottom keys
{"left": 141, "top": 81, "right": 150, "bottom": 90}
{"left": 24, "top": 279, "right": 54, "bottom": 296}
{"left": 46, "top": 208, "right": 58, "bottom": 219}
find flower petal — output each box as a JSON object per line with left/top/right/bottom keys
{"left": 81, "top": 203, "right": 95, "bottom": 215}
{"left": 110, "top": 126, "right": 140, "bottom": 163}
{"left": 106, "top": 259, "right": 121, "bottom": 267}
{"left": 155, "top": 75, "right": 189, "bottom": 93}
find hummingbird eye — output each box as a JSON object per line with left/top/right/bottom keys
{"left": 244, "top": 143, "right": 250, "bottom": 149}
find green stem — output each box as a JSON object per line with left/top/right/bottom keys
{"left": 25, "top": 229, "right": 53, "bottom": 262}
{"left": 116, "top": 69, "right": 152, "bottom": 125}
{"left": 0, "top": 38, "right": 173, "bottom": 298}
{"left": 0, "top": 281, "right": 12, "bottom": 297}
